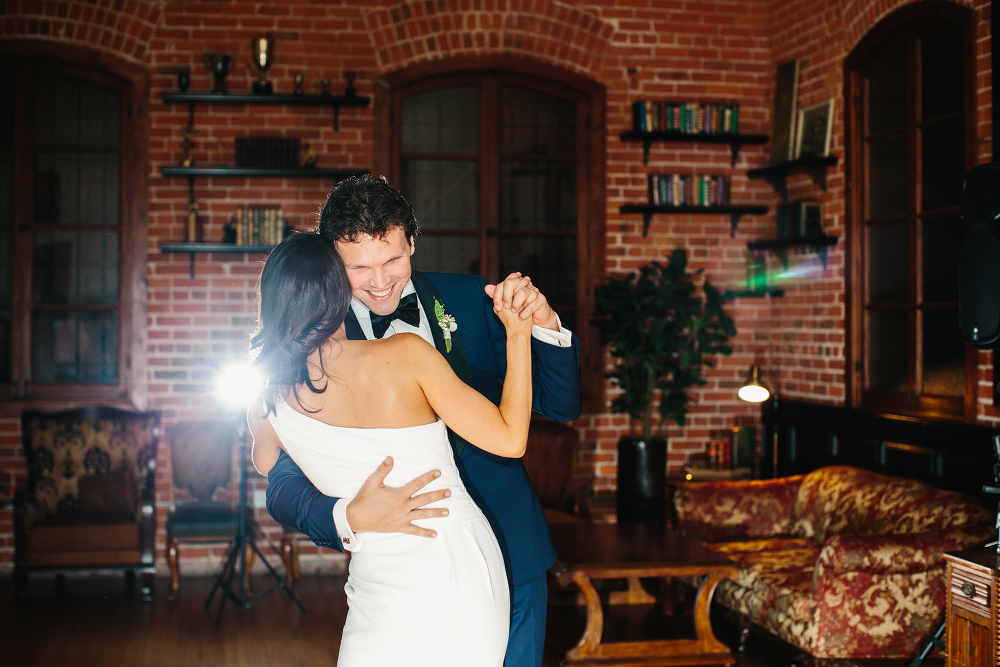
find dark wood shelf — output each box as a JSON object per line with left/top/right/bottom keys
{"left": 620, "top": 130, "right": 769, "bottom": 166}
{"left": 747, "top": 155, "right": 839, "bottom": 200}
{"left": 161, "top": 166, "right": 366, "bottom": 179}
{"left": 160, "top": 243, "right": 276, "bottom": 277}
{"left": 619, "top": 204, "right": 769, "bottom": 237}
{"left": 725, "top": 288, "right": 785, "bottom": 298}
{"left": 162, "top": 92, "right": 370, "bottom": 131}
{"left": 747, "top": 235, "right": 839, "bottom": 269}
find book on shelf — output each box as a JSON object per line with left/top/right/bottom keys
{"left": 776, "top": 200, "right": 823, "bottom": 238}
{"left": 237, "top": 205, "right": 288, "bottom": 246}
{"left": 632, "top": 100, "right": 740, "bottom": 134}
{"left": 647, "top": 173, "right": 730, "bottom": 207}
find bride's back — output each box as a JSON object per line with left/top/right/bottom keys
{"left": 286, "top": 332, "right": 440, "bottom": 430}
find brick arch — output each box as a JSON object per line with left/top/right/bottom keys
{"left": 0, "top": 0, "right": 163, "bottom": 64}
{"left": 843, "top": 0, "right": 971, "bottom": 53}
{"left": 361, "top": 0, "right": 614, "bottom": 78}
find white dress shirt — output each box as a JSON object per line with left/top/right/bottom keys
{"left": 333, "top": 279, "right": 574, "bottom": 551}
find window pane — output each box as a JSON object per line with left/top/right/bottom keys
{"left": 921, "top": 119, "right": 964, "bottom": 211}
{"left": 499, "top": 236, "right": 577, "bottom": 307}
{"left": 410, "top": 236, "right": 479, "bottom": 276}
{"left": 500, "top": 86, "right": 576, "bottom": 156}
{"left": 403, "top": 160, "right": 479, "bottom": 231}
{"left": 867, "top": 44, "right": 907, "bottom": 135}
{"left": 401, "top": 87, "right": 478, "bottom": 155}
{"left": 868, "top": 310, "right": 908, "bottom": 392}
{"left": 32, "top": 310, "right": 118, "bottom": 382}
{"left": 868, "top": 222, "right": 908, "bottom": 304}
{"left": 921, "top": 308, "right": 964, "bottom": 397}
{"left": 500, "top": 162, "right": 577, "bottom": 232}
{"left": 34, "top": 231, "right": 119, "bottom": 304}
{"left": 868, "top": 134, "right": 907, "bottom": 219}
{"left": 922, "top": 34, "right": 963, "bottom": 120}
{"left": 36, "top": 152, "right": 120, "bottom": 226}
{"left": 921, "top": 215, "right": 960, "bottom": 304}
{"left": 0, "top": 310, "right": 8, "bottom": 383}
{"left": 36, "top": 74, "right": 120, "bottom": 148}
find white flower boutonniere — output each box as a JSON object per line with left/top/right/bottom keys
{"left": 433, "top": 298, "right": 458, "bottom": 353}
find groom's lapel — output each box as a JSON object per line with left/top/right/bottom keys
{"left": 344, "top": 308, "right": 366, "bottom": 341}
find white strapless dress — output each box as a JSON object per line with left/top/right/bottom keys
{"left": 268, "top": 401, "right": 510, "bottom": 667}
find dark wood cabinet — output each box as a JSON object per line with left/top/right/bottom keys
{"left": 944, "top": 549, "right": 1000, "bottom": 667}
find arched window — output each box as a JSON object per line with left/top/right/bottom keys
{"left": 0, "top": 50, "right": 148, "bottom": 409}
{"left": 375, "top": 61, "right": 606, "bottom": 410}
{"left": 845, "top": 3, "right": 975, "bottom": 420}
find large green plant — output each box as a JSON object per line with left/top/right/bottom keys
{"left": 592, "top": 248, "right": 737, "bottom": 441}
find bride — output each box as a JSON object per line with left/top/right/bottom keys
{"left": 246, "top": 232, "right": 532, "bottom": 666}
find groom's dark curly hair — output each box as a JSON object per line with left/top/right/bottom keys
{"left": 318, "top": 175, "right": 420, "bottom": 246}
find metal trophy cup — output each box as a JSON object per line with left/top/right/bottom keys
{"left": 203, "top": 53, "right": 237, "bottom": 93}
{"left": 251, "top": 37, "right": 274, "bottom": 94}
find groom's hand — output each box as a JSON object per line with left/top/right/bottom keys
{"left": 345, "top": 457, "right": 451, "bottom": 538}
{"left": 485, "top": 272, "right": 560, "bottom": 331}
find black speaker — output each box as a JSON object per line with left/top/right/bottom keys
{"left": 958, "top": 163, "right": 1000, "bottom": 347}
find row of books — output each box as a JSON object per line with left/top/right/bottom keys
{"left": 647, "top": 173, "right": 731, "bottom": 207}
{"left": 631, "top": 100, "right": 740, "bottom": 134}
{"left": 776, "top": 200, "right": 824, "bottom": 238}
{"left": 236, "top": 206, "right": 290, "bottom": 247}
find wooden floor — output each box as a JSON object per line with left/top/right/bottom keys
{"left": 0, "top": 573, "right": 928, "bottom": 666}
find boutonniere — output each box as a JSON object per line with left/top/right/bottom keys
{"left": 433, "top": 298, "right": 458, "bottom": 353}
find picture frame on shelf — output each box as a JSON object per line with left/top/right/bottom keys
{"left": 794, "top": 99, "right": 834, "bottom": 158}
{"left": 769, "top": 59, "right": 799, "bottom": 165}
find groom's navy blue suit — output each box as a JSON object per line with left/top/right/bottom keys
{"left": 265, "top": 270, "right": 582, "bottom": 665}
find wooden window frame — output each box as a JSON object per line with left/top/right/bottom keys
{"left": 0, "top": 42, "right": 149, "bottom": 416}
{"left": 844, "top": 2, "right": 976, "bottom": 421}
{"left": 373, "top": 57, "right": 607, "bottom": 414}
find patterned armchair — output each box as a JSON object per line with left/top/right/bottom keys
{"left": 673, "top": 465, "right": 994, "bottom": 662}
{"left": 14, "top": 407, "right": 160, "bottom": 601}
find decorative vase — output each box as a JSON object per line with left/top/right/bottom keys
{"left": 616, "top": 437, "right": 666, "bottom": 524}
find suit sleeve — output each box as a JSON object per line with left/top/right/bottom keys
{"left": 264, "top": 450, "right": 344, "bottom": 552}
{"left": 479, "top": 276, "right": 583, "bottom": 422}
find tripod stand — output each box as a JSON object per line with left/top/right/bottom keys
{"left": 205, "top": 423, "right": 305, "bottom": 625}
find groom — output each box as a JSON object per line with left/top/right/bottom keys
{"left": 264, "top": 175, "right": 582, "bottom": 667}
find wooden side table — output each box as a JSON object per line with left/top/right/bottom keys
{"left": 943, "top": 549, "right": 1000, "bottom": 666}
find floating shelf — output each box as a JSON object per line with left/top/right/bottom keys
{"left": 747, "top": 235, "right": 839, "bottom": 270}
{"left": 161, "top": 166, "right": 367, "bottom": 179}
{"left": 160, "top": 243, "right": 276, "bottom": 277}
{"left": 620, "top": 130, "right": 769, "bottom": 166}
{"left": 725, "top": 288, "right": 785, "bottom": 298}
{"left": 747, "top": 155, "right": 839, "bottom": 200}
{"left": 162, "top": 92, "right": 370, "bottom": 131}
{"left": 619, "top": 204, "right": 769, "bottom": 237}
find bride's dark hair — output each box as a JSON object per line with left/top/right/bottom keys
{"left": 250, "top": 232, "right": 353, "bottom": 415}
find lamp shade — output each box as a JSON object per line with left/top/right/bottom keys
{"left": 737, "top": 364, "right": 770, "bottom": 403}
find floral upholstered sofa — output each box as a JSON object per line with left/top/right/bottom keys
{"left": 672, "top": 465, "right": 993, "bottom": 661}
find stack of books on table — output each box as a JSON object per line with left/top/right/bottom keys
{"left": 682, "top": 466, "right": 752, "bottom": 482}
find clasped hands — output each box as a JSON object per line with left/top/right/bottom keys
{"left": 344, "top": 273, "right": 555, "bottom": 537}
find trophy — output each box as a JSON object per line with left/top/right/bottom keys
{"left": 251, "top": 37, "right": 274, "bottom": 94}
{"left": 203, "top": 53, "right": 236, "bottom": 93}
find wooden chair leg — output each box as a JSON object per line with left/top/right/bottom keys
{"left": 167, "top": 538, "right": 180, "bottom": 600}
{"left": 281, "top": 534, "right": 294, "bottom": 588}
{"left": 244, "top": 546, "right": 254, "bottom": 595}
{"left": 291, "top": 538, "right": 301, "bottom": 581}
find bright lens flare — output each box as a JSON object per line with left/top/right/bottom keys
{"left": 218, "top": 364, "right": 262, "bottom": 406}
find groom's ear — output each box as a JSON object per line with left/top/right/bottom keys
{"left": 408, "top": 237, "right": 415, "bottom": 255}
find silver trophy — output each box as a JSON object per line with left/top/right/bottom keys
{"left": 251, "top": 37, "right": 274, "bottom": 94}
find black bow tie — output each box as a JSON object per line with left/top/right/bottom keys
{"left": 369, "top": 293, "right": 420, "bottom": 339}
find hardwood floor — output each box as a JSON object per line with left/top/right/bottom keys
{"left": 0, "top": 573, "right": 937, "bottom": 666}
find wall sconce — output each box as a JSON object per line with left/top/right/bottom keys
{"left": 737, "top": 364, "right": 770, "bottom": 403}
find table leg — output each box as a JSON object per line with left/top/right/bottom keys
{"left": 565, "top": 571, "right": 604, "bottom": 660}
{"left": 608, "top": 576, "right": 657, "bottom": 605}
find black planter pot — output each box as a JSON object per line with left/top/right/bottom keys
{"left": 616, "top": 437, "right": 667, "bottom": 524}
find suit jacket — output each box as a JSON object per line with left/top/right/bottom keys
{"left": 264, "top": 270, "right": 583, "bottom": 586}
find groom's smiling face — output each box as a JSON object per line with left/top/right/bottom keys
{"left": 336, "top": 226, "right": 416, "bottom": 317}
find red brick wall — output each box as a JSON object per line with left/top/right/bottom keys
{"left": 0, "top": 0, "right": 992, "bottom": 572}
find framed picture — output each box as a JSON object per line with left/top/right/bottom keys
{"left": 795, "top": 99, "right": 834, "bottom": 158}
{"left": 769, "top": 60, "right": 799, "bottom": 165}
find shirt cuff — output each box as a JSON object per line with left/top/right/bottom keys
{"left": 531, "top": 315, "right": 573, "bottom": 347}
{"left": 332, "top": 498, "right": 365, "bottom": 553}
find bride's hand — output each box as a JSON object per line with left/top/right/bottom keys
{"left": 494, "top": 301, "right": 533, "bottom": 335}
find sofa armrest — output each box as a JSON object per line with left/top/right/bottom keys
{"left": 673, "top": 475, "right": 804, "bottom": 540}
{"left": 816, "top": 530, "right": 980, "bottom": 577}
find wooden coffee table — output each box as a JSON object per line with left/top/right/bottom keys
{"left": 549, "top": 523, "right": 737, "bottom": 667}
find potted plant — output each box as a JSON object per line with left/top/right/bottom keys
{"left": 592, "top": 248, "right": 736, "bottom": 523}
